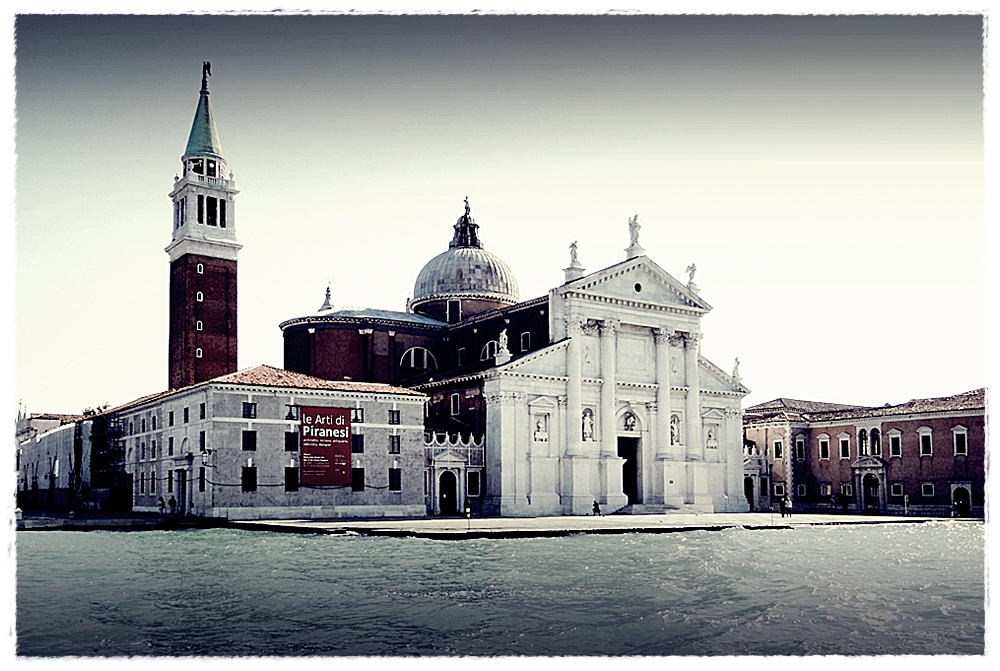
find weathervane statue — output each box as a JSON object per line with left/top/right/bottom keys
{"left": 201, "top": 61, "right": 212, "bottom": 91}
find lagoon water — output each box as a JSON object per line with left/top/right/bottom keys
{"left": 16, "top": 521, "right": 983, "bottom": 656}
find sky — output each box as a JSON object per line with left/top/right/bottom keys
{"left": 11, "top": 10, "right": 988, "bottom": 415}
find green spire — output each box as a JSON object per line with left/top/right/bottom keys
{"left": 184, "top": 62, "right": 224, "bottom": 159}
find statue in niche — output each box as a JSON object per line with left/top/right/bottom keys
{"left": 623, "top": 412, "right": 637, "bottom": 432}
{"left": 583, "top": 345, "right": 592, "bottom": 369}
{"left": 582, "top": 409, "right": 595, "bottom": 441}
{"left": 534, "top": 415, "right": 548, "bottom": 442}
{"left": 569, "top": 240, "right": 579, "bottom": 265}
{"left": 628, "top": 214, "right": 640, "bottom": 247}
{"left": 670, "top": 414, "right": 679, "bottom": 445}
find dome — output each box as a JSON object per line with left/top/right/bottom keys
{"left": 411, "top": 200, "right": 519, "bottom": 311}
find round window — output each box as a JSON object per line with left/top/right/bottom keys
{"left": 633, "top": 283, "right": 642, "bottom": 293}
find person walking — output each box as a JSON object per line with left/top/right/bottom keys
{"left": 592, "top": 500, "right": 602, "bottom": 516}
{"left": 157, "top": 496, "right": 166, "bottom": 515}
{"left": 168, "top": 495, "right": 176, "bottom": 515}
{"left": 779, "top": 495, "right": 787, "bottom": 518}
{"left": 784, "top": 495, "right": 792, "bottom": 518}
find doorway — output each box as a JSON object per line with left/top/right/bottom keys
{"left": 862, "top": 474, "right": 880, "bottom": 513}
{"left": 617, "top": 437, "right": 639, "bottom": 505}
{"left": 439, "top": 471, "right": 457, "bottom": 515}
{"left": 953, "top": 487, "right": 971, "bottom": 517}
{"left": 175, "top": 469, "right": 186, "bottom": 515}
{"left": 744, "top": 476, "right": 755, "bottom": 511}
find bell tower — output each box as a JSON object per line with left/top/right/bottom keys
{"left": 166, "top": 62, "right": 241, "bottom": 389}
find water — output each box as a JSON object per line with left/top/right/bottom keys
{"left": 16, "top": 521, "right": 984, "bottom": 656}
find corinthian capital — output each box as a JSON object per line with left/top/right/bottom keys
{"left": 600, "top": 319, "right": 620, "bottom": 336}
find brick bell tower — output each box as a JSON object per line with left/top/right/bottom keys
{"left": 166, "top": 62, "right": 241, "bottom": 389}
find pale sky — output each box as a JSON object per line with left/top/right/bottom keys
{"left": 11, "top": 9, "right": 988, "bottom": 416}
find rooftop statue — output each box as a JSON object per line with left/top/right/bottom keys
{"left": 569, "top": 240, "right": 579, "bottom": 265}
{"left": 686, "top": 263, "right": 697, "bottom": 285}
{"left": 628, "top": 214, "right": 640, "bottom": 247}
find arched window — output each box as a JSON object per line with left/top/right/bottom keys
{"left": 400, "top": 347, "right": 437, "bottom": 370}
{"left": 481, "top": 340, "right": 499, "bottom": 361}
{"left": 520, "top": 332, "right": 531, "bottom": 352}
{"left": 870, "top": 428, "right": 881, "bottom": 456}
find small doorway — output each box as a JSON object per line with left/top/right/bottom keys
{"left": 439, "top": 471, "right": 457, "bottom": 515}
{"left": 953, "top": 487, "right": 971, "bottom": 517}
{"left": 744, "top": 476, "right": 755, "bottom": 511}
{"left": 175, "top": 469, "right": 187, "bottom": 515}
{"left": 862, "top": 474, "right": 880, "bottom": 513}
{"left": 617, "top": 437, "right": 639, "bottom": 505}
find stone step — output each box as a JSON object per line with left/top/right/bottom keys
{"left": 610, "top": 503, "right": 681, "bottom": 515}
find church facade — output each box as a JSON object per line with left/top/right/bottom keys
{"left": 281, "top": 201, "right": 751, "bottom": 516}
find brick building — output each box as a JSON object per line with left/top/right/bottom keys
{"left": 743, "top": 389, "right": 985, "bottom": 517}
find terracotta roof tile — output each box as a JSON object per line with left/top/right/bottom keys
{"left": 211, "top": 365, "right": 424, "bottom": 396}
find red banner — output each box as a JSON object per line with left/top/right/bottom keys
{"left": 300, "top": 407, "right": 351, "bottom": 486}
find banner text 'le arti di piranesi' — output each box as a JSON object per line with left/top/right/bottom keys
{"left": 299, "top": 407, "right": 351, "bottom": 486}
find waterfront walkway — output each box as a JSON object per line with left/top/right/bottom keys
{"left": 229, "top": 512, "right": 963, "bottom": 539}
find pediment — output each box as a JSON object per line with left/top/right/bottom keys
{"left": 699, "top": 357, "right": 750, "bottom": 395}
{"left": 563, "top": 256, "right": 711, "bottom": 313}
{"left": 430, "top": 449, "right": 470, "bottom": 465}
{"left": 851, "top": 456, "right": 886, "bottom": 470}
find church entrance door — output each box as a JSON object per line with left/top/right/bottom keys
{"left": 617, "top": 437, "right": 639, "bottom": 505}
{"left": 439, "top": 471, "right": 457, "bottom": 516}
{"left": 175, "top": 470, "right": 187, "bottom": 516}
{"left": 744, "top": 477, "right": 755, "bottom": 511}
{"left": 862, "top": 474, "right": 880, "bottom": 514}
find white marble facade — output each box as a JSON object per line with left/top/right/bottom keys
{"left": 483, "top": 255, "right": 749, "bottom": 516}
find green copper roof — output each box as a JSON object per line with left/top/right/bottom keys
{"left": 184, "top": 90, "right": 224, "bottom": 159}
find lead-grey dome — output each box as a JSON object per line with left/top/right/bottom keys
{"left": 411, "top": 200, "right": 519, "bottom": 309}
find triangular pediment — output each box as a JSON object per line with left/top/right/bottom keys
{"left": 561, "top": 256, "right": 712, "bottom": 313}
{"left": 699, "top": 356, "right": 751, "bottom": 396}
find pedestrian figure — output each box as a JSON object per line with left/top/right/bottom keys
{"left": 841, "top": 495, "right": 849, "bottom": 514}
{"left": 784, "top": 495, "right": 792, "bottom": 518}
{"left": 157, "top": 496, "right": 166, "bottom": 515}
{"left": 168, "top": 495, "right": 176, "bottom": 515}
{"left": 779, "top": 496, "right": 787, "bottom": 518}
{"left": 592, "top": 500, "right": 602, "bottom": 516}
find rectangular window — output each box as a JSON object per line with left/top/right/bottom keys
{"left": 890, "top": 435, "right": 901, "bottom": 457}
{"left": 169, "top": 411, "right": 174, "bottom": 427}
{"left": 207, "top": 196, "right": 217, "bottom": 226}
{"left": 773, "top": 441, "right": 782, "bottom": 459}
{"left": 183, "top": 407, "right": 189, "bottom": 423}
{"left": 168, "top": 436, "right": 174, "bottom": 456}
{"left": 820, "top": 483, "right": 831, "bottom": 497}
{"left": 920, "top": 434, "right": 933, "bottom": 456}
{"left": 351, "top": 434, "right": 364, "bottom": 453}
{"left": 197, "top": 194, "right": 204, "bottom": 223}
{"left": 167, "top": 470, "right": 173, "bottom": 493}
{"left": 450, "top": 393, "right": 460, "bottom": 416}
{"left": 467, "top": 471, "right": 481, "bottom": 497}
{"left": 921, "top": 482, "right": 934, "bottom": 497}
{"left": 351, "top": 408, "right": 365, "bottom": 423}
{"left": 819, "top": 439, "right": 830, "bottom": 460}
{"left": 351, "top": 468, "right": 365, "bottom": 492}
{"left": 285, "top": 467, "right": 299, "bottom": 492}
{"left": 242, "top": 430, "right": 257, "bottom": 451}
{"left": 140, "top": 472, "right": 145, "bottom": 494}
{"left": 242, "top": 402, "right": 257, "bottom": 419}
{"left": 388, "top": 409, "right": 401, "bottom": 425}
{"left": 890, "top": 483, "right": 904, "bottom": 497}
{"left": 760, "top": 476, "right": 768, "bottom": 494}
{"left": 446, "top": 299, "right": 461, "bottom": 324}
{"left": 199, "top": 431, "right": 206, "bottom": 452}
{"left": 152, "top": 415, "right": 157, "bottom": 430}
{"left": 796, "top": 484, "right": 806, "bottom": 497}
{"left": 151, "top": 440, "right": 156, "bottom": 459}
{"left": 199, "top": 467, "right": 206, "bottom": 492}
{"left": 840, "top": 439, "right": 850, "bottom": 459}
{"left": 457, "top": 348, "right": 466, "bottom": 366}
{"left": 242, "top": 467, "right": 257, "bottom": 492}
{"left": 141, "top": 442, "right": 146, "bottom": 460}
{"left": 388, "top": 468, "right": 401, "bottom": 492}
{"left": 773, "top": 483, "right": 785, "bottom": 497}
{"left": 954, "top": 433, "right": 968, "bottom": 455}
{"left": 285, "top": 431, "right": 299, "bottom": 451}
{"left": 219, "top": 199, "right": 227, "bottom": 228}
{"left": 795, "top": 439, "right": 805, "bottom": 460}
{"left": 200, "top": 403, "right": 206, "bottom": 420}
{"left": 841, "top": 482, "right": 853, "bottom": 497}
{"left": 141, "top": 418, "right": 146, "bottom": 433}
{"left": 150, "top": 470, "right": 155, "bottom": 493}
{"left": 389, "top": 435, "right": 401, "bottom": 454}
